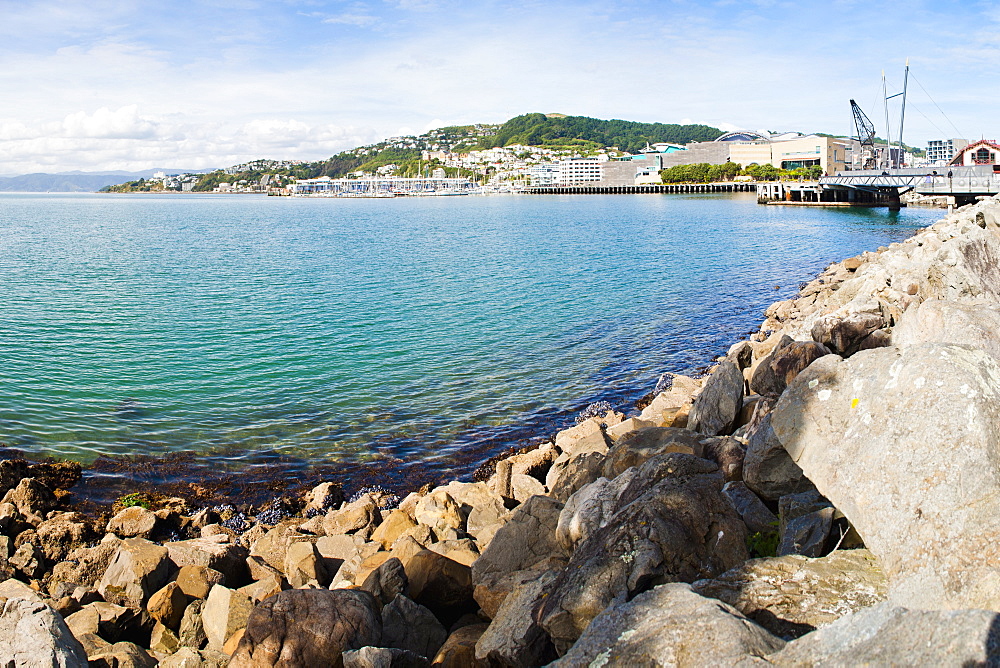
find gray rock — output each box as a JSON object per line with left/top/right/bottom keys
{"left": 777, "top": 489, "right": 831, "bottom": 537}
{"left": 555, "top": 471, "right": 635, "bottom": 553}
{"left": 777, "top": 508, "right": 834, "bottom": 558}
{"left": 686, "top": 361, "right": 744, "bottom": 435}
{"left": 743, "top": 412, "right": 812, "bottom": 501}
{"left": 470, "top": 495, "right": 565, "bottom": 584}
{"left": 692, "top": 549, "right": 888, "bottom": 640}
{"left": 361, "top": 556, "right": 408, "bottom": 607}
{"left": 722, "top": 481, "right": 778, "bottom": 534}
{"left": 179, "top": 599, "right": 207, "bottom": 649}
{"left": 474, "top": 569, "right": 558, "bottom": 667}
{"left": 381, "top": 594, "right": 447, "bottom": 659}
{"left": 538, "top": 453, "right": 749, "bottom": 651}
{"left": 229, "top": 588, "right": 381, "bottom": 666}
{"left": 810, "top": 311, "right": 886, "bottom": 356}
{"left": 893, "top": 299, "right": 1000, "bottom": 361}
{"left": 550, "top": 583, "right": 784, "bottom": 667}
{"left": 768, "top": 602, "right": 1000, "bottom": 666}
{"left": 547, "top": 450, "right": 605, "bottom": 503}
{"left": 343, "top": 646, "right": 429, "bottom": 668}
{"left": 773, "top": 344, "right": 1000, "bottom": 610}
{"left": 602, "top": 426, "right": 703, "bottom": 479}
{"left": 750, "top": 337, "right": 831, "bottom": 397}
{"left": 0, "top": 597, "right": 88, "bottom": 667}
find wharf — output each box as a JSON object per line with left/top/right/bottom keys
{"left": 525, "top": 183, "right": 756, "bottom": 195}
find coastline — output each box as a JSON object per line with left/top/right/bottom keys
{"left": 7, "top": 196, "right": 1000, "bottom": 664}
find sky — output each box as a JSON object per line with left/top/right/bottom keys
{"left": 0, "top": 0, "right": 997, "bottom": 174}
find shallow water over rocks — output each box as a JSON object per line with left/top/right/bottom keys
{"left": 0, "top": 192, "right": 942, "bottom": 504}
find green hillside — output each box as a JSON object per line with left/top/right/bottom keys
{"left": 473, "top": 113, "right": 723, "bottom": 153}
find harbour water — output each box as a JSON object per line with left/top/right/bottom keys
{"left": 0, "top": 192, "right": 943, "bottom": 503}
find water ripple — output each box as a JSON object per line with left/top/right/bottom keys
{"left": 0, "top": 192, "right": 942, "bottom": 494}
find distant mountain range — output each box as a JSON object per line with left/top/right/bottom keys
{"left": 0, "top": 169, "right": 213, "bottom": 192}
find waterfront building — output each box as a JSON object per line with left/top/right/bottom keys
{"left": 289, "top": 175, "right": 477, "bottom": 196}
{"left": 927, "top": 139, "right": 969, "bottom": 165}
{"left": 948, "top": 139, "right": 1000, "bottom": 167}
{"left": 657, "top": 132, "right": 855, "bottom": 174}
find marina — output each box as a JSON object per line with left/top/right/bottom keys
{"left": 287, "top": 175, "right": 478, "bottom": 197}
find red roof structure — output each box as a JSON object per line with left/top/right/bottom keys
{"left": 949, "top": 139, "right": 1000, "bottom": 166}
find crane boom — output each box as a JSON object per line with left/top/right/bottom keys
{"left": 850, "top": 99, "right": 877, "bottom": 170}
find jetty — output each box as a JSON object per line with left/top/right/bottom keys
{"left": 757, "top": 165, "right": 1000, "bottom": 208}
{"left": 525, "top": 182, "right": 756, "bottom": 195}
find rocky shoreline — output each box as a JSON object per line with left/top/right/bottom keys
{"left": 6, "top": 196, "right": 1000, "bottom": 666}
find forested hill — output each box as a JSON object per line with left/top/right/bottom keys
{"left": 478, "top": 113, "right": 723, "bottom": 153}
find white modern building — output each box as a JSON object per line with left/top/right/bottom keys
{"left": 927, "top": 139, "right": 969, "bottom": 166}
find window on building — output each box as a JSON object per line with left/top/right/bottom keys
{"left": 974, "top": 147, "right": 993, "bottom": 165}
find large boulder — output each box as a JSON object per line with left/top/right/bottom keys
{"left": 165, "top": 535, "right": 250, "bottom": 588}
{"left": 98, "top": 538, "right": 175, "bottom": 608}
{"left": 0, "top": 597, "right": 88, "bottom": 667}
{"left": 750, "top": 337, "right": 831, "bottom": 397}
{"left": 203, "top": 584, "right": 254, "bottom": 651}
{"left": 555, "top": 471, "right": 635, "bottom": 553}
{"left": 405, "top": 550, "right": 475, "bottom": 625}
{"left": 772, "top": 343, "right": 1000, "bottom": 610}
{"left": 229, "top": 588, "right": 381, "bottom": 667}
{"left": 685, "top": 361, "right": 743, "bottom": 435}
{"left": 470, "top": 495, "right": 566, "bottom": 584}
{"left": 1, "top": 477, "right": 58, "bottom": 525}
{"left": 35, "top": 513, "right": 99, "bottom": 563}
{"left": 692, "top": 549, "right": 888, "bottom": 639}
{"left": 893, "top": 298, "right": 1000, "bottom": 360}
{"left": 549, "top": 583, "right": 784, "bottom": 667}
{"left": 768, "top": 602, "right": 1000, "bottom": 666}
{"left": 381, "top": 595, "right": 447, "bottom": 659}
{"left": 538, "top": 453, "right": 748, "bottom": 651}
{"left": 474, "top": 569, "right": 558, "bottom": 667}
{"left": 810, "top": 311, "right": 887, "bottom": 356}
{"left": 743, "top": 412, "right": 812, "bottom": 501}
{"left": 602, "top": 427, "right": 702, "bottom": 479}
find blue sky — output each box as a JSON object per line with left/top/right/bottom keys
{"left": 0, "top": 0, "right": 996, "bottom": 173}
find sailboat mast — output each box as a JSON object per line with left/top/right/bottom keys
{"left": 897, "top": 59, "right": 910, "bottom": 168}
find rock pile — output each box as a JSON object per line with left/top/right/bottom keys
{"left": 6, "top": 197, "right": 1000, "bottom": 665}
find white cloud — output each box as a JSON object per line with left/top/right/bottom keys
{"left": 323, "top": 13, "right": 378, "bottom": 26}
{"left": 62, "top": 106, "right": 160, "bottom": 140}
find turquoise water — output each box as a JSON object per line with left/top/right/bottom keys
{"left": 0, "top": 193, "right": 942, "bottom": 499}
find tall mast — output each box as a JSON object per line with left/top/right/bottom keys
{"left": 897, "top": 58, "right": 910, "bottom": 168}
{"left": 882, "top": 71, "right": 892, "bottom": 169}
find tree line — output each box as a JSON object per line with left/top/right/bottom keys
{"left": 659, "top": 162, "right": 824, "bottom": 183}
{"left": 477, "top": 113, "right": 723, "bottom": 154}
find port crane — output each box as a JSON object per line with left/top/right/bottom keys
{"left": 850, "top": 99, "right": 877, "bottom": 170}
